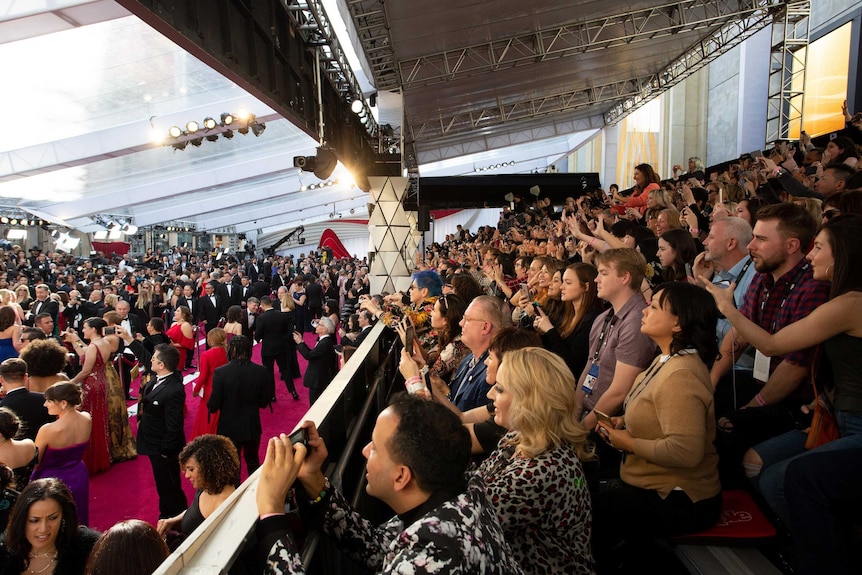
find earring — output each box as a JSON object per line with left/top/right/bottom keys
{"left": 61, "top": 519, "right": 66, "bottom": 530}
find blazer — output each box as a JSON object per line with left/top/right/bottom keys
{"left": 28, "top": 298, "right": 59, "bottom": 325}
{"left": 217, "top": 282, "right": 242, "bottom": 309}
{"left": 254, "top": 308, "right": 292, "bottom": 358}
{"left": 199, "top": 294, "right": 224, "bottom": 328}
{"left": 208, "top": 360, "right": 273, "bottom": 442}
{"left": 0, "top": 388, "right": 52, "bottom": 441}
{"left": 351, "top": 325, "right": 374, "bottom": 348}
{"left": 176, "top": 296, "right": 199, "bottom": 322}
{"left": 136, "top": 371, "right": 186, "bottom": 456}
{"left": 296, "top": 335, "right": 337, "bottom": 391}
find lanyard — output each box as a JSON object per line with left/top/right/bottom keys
{"left": 733, "top": 257, "right": 753, "bottom": 285}
{"left": 591, "top": 309, "right": 617, "bottom": 364}
{"left": 758, "top": 263, "right": 808, "bottom": 331}
{"left": 624, "top": 349, "right": 695, "bottom": 412}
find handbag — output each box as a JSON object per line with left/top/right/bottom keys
{"left": 805, "top": 394, "right": 839, "bottom": 450}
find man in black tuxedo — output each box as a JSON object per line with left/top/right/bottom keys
{"left": 113, "top": 300, "right": 146, "bottom": 399}
{"left": 245, "top": 258, "right": 261, "bottom": 283}
{"left": 304, "top": 275, "right": 324, "bottom": 329}
{"left": 175, "top": 284, "right": 198, "bottom": 325}
{"left": 136, "top": 344, "right": 187, "bottom": 520}
{"left": 254, "top": 297, "right": 298, "bottom": 400}
{"left": 198, "top": 282, "right": 224, "bottom": 340}
{"left": 238, "top": 276, "right": 253, "bottom": 307}
{"left": 350, "top": 309, "right": 376, "bottom": 348}
{"left": 242, "top": 297, "right": 260, "bottom": 340}
{"left": 293, "top": 316, "right": 337, "bottom": 405}
{"left": 207, "top": 335, "right": 272, "bottom": 474}
{"left": 217, "top": 273, "right": 241, "bottom": 309}
{"left": 249, "top": 274, "right": 271, "bottom": 300}
{"left": 26, "top": 284, "right": 59, "bottom": 332}
{"left": 0, "top": 358, "right": 52, "bottom": 441}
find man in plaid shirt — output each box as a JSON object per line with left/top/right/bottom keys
{"left": 709, "top": 203, "right": 830, "bottom": 488}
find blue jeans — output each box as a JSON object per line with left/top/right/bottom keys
{"left": 754, "top": 410, "right": 862, "bottom": 524}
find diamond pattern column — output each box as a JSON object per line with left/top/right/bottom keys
{"left": 367, "top": 176, "right": 417, "bottom": 295}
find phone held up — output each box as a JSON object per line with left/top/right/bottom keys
{"left": 288, "top": 427, "right": 309, "bottom": 448}
{"left": 103, "top": 327, "right": 117, "bottom": 336}
{"left": 593, "top": 409, "right": 614, "bottom": 428}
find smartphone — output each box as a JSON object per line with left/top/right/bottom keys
{"left": 593, "top": 409, "right": 614, "bottom": 427}
{"left": 288, "top": 427, "right": 309, "bottom": 447}
{"left": 519, "top": 283, "right": 530, "bottom": 301}
{"left": 685, "top": 263, "right": 693, "bottom": 277}
{"left": 404, "top": 324, "right": 416, "bottom": 354}
{"left": 531, "top": 301, "right": 541, "bottom": 311}
{"left": 103, "top": 327, "right": 117, "bottom": 335}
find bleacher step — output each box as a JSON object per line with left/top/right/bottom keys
{"left": 675, "top": 545, "right": 784, "bottom": 575}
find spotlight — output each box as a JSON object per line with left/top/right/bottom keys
{"left": 236, "top": 108, "right": 250, "bottom": 121}
{"left": 205, "top": 134, "right": 219, "bottom": 142}
{"left": 238, "top": 125, "right": 249, "bottom": 135}
{"left": 220, "top": 113, "right": 234, "bottom": 126}
{"left": 172, "top": 141, "right": 188, "bottom": 151}
{"left": 222, "top": 129, "right": 234, "bottom": 139}
{"left": 351, "top": 99, "right": 363, "bottom": 114}
{"left": 0, "top": 217, "right": 7, "bottom": 224}
{"left": 186, "top": 121, "right": 199, "bottom": 133}
{"left": 251, "top": 122, "right": 266, "bottom": 137}
{"left": 190, "top": 138, "right": 203, "bottom": 147}
{"left": 202, "top": 117, "right": 217, "bottom": 130}
{"left": 9, "top": 219, "right": 17, "bottom": 225}
{"left": 168, "top": 126, "right": 182, "bottom": 138}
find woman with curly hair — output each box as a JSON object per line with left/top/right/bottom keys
{"left": 479, "top": 347, "right": 594, "bottom": 574}
{"left": 156, "top": 434, "right": 240, "bottom": 551}
{"left": 0, "top": 478, "right": 100, "bottom": 575}
{"left": 21, "top": 331, "right": 71, "bottom": 394}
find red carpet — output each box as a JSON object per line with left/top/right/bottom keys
{"left": 87, "top": 334, "right": 316, "bottom": 531}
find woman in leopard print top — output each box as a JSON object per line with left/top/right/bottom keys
{"left": 479, "top": 347, "right": 595, "bottom": 575}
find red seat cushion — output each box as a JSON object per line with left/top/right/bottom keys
{"left": 676, "top": 490, "right": 777, "bottom": 543}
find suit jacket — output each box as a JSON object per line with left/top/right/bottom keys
{"left": 208, "top": 360, "right": 273, "bottom": 442}
{"left": 305, "top": 280, "right": 324, "bottom": 310}
{"left": 28, "top": 298, "right": 59, "bottom": 325}
{"left": 255, "top": 308, "right": 293, "bottom": 358}
{"left": 199, "top": 294, "right": 224, "bottom": 329}
{"left": 241, "top": 309, "right": 259, "bottom": 340}
{"left": 238, "top": 284, "right": 253, "bottom": 305}
{"left": 296, "top": 335, "right": 337, "bottom": 391}
{"left": 351, "top": 325, "right": 374, "bottom": 348}
{"left": 249, "top": 280, "right": 270, "bottom": 299}
{"left": 245, "top": 263, "right": 261, "bottom": 281}
{"left": 136, "top": 371, "right": 186, "bottom": 456}
{"left": 217, "top": 282, "right": 242, "bottom": 309}
{"left": 0, "top": 388, "right": 52, "bottom": 441}
{"left": 175, "top": 296, "right": 198, "bottom": 322}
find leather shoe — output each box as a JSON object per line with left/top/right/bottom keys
{"left": 291, "top": 392, "right": 300, "bottom": 401}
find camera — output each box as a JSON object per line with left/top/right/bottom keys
{"left": 103, "top": 327, "right": 117, "bottom": 335}
{"left": 288, "top": 428, "right": 309, "bottom": 447}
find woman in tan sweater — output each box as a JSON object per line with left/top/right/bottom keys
{"left": 592, "top": 282, "right": 722, "bottom": 571}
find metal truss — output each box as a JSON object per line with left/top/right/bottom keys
{"left": 282, "top": 0, "right": 377, "bottom": 137}
{"left": 604, "top": 0, "right": 786, "bottom": 125}
{"left": 345, "top": 0, "right": 402, "bottom": 91}
{"left": 397, "top": 0, "right": 768, "bottom": 90}
{"left": 765, "top": 0, "right": 810, "bottom": 143}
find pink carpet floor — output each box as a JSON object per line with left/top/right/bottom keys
{"left": 87, "top": 334, "right": 316, "bottom": 531}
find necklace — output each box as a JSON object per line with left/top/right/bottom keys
{"left": 27, "top": 552, "right": 57, "bottom": 575}
{"left": 29, "top": 550, "right": 57, "bottom": 559}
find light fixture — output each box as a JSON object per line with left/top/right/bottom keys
{"left": 205, "top": 134, "right": 219, "bottom": 142}
{"left": 220, "top": 113, "right": 234, "bottom": 126}
{"left": 237, "top": 125, "right": 249, "bottom": 136}
{"left": 202, "top": 117, "right": 217, "bottom": 130}
{"left": 190, "top": 138, "right": 203, "bottom": 147}
{"left": 172, "top": 141, "right": 187, "bottom": 151}
{"left": 108, "top": 228, "right": 123, "bottom": 240}
{"left": 351, "top": 99, "right": 363, "bottom": 114}
{"left": 0, "top": 217, "right": 7, "bottom": 224}
{"left": 168, "top": 126, "right": 182, "bottom": 138}
{"left": 6, "top": 229, "right": 26, "bottom": 240}
{"left": 93, "top": 230, "right": 108, "bottom": 240}
{"left": 251, "top": 122, "right": 266, "bottom": 137}
{"left": 9, "top": 219, "right": 17, "bottom": 226}
{"left": 222, "top": 130, "right": 234, "bottom": 139}
{"left": 236, "top": 108, "right": 251, "bottom": 121}
{"left": 186, "top": 121, "right": 199, "bottom": 133}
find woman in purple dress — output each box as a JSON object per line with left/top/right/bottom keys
{"left": 31, "top": 382, "right": 93, "bottom": 526}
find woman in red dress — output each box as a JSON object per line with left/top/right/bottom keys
{"left": 167, "top": 306, "right": 196, "bottom": 370}
{"left": 191, "top": 328, "right": 228, "bottom": 438}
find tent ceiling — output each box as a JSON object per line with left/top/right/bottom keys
{"left": 0, "top": 0, "right": 772, "bottom": 237}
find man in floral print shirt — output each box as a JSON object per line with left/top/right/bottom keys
{"left": 255, "top": 395, "right": 524, "bottom": 574}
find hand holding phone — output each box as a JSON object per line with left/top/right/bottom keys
{"left": 288, "top": 427, "right": 309, "bottom": 448}
{"left": 593, "top": 409, "right": 614, "bottom": 428}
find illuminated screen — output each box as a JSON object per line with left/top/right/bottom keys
{"left": 795, "top": 21, "right": 853, "bottom": 138}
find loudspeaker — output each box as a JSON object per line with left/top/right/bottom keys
{"left": 417, "top": 206, "right": 430, "bottom": 232}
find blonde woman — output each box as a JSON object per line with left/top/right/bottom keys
{"left": 480, "top": 347, "right": 594, "bottom": 575}
{"left": 0, "top": 289, "right": 24, "bottom": 324}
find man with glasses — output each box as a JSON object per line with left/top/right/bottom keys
{"left": 137, "top": 344, "right": 187, "bottom": 520}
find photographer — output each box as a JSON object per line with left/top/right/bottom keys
{"left": 254, "top": 396, "right": 524, "bottom": 575}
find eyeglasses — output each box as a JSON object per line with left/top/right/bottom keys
{"left": 462, "top": 315, "right": 489, "bottom": 325}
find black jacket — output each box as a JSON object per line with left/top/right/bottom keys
{"left": 136, "top": 371, "right": 186, "bottom": 456}
{"left": 296, "top": 336, "right": 337, "bottom": 391}
{"left": 254, "top": 309, "right": 292, "bottom": 358}
{"left": 208, "top": 360, "right": 273, "bottom": 442}
{"left": 0, "top": 388, "right": 53, "bottom": 441}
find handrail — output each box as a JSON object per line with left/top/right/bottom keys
{"left": 152, "top": 322, "right": 390, "bottom": 574}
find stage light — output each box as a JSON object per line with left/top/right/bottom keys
{"left": 190, "top": 138, "right": 203, "bottom": 147}
{"left": 236, "top": 108, "right": 251, "bottom": 121}
{"left": 172, "top": 141, "right": 187, "bottom": 151}
{"left": 168, "top": 126, "right": 182, "bottom": 138}
{"left": 220, "top": 113, "right": 234, "bottom": 125}
{"left": 238, "top": 125, "right": 249, "bottom": 135}
{"left": 202, "top": 117, "right": 217, "bottom": 130}
{"left": 205, "top": 134, "right": 219, "bottom": 142}
{"left": 251, "top": 122, "right": 266, "bottom": 137}
{"left": 186, "top": 121, "right": 199, "bottom": 133}
{"left": 0, "top": 217, "right": 7, "bottom": 224}
{"left": 351, "top": 99, "right": 363, "bottom": 114}
{"left": 222, "top": 130, "right": 234, "bottom": 139}
{"left": 9, "top": 219, "right": 17, "bottom": 225}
